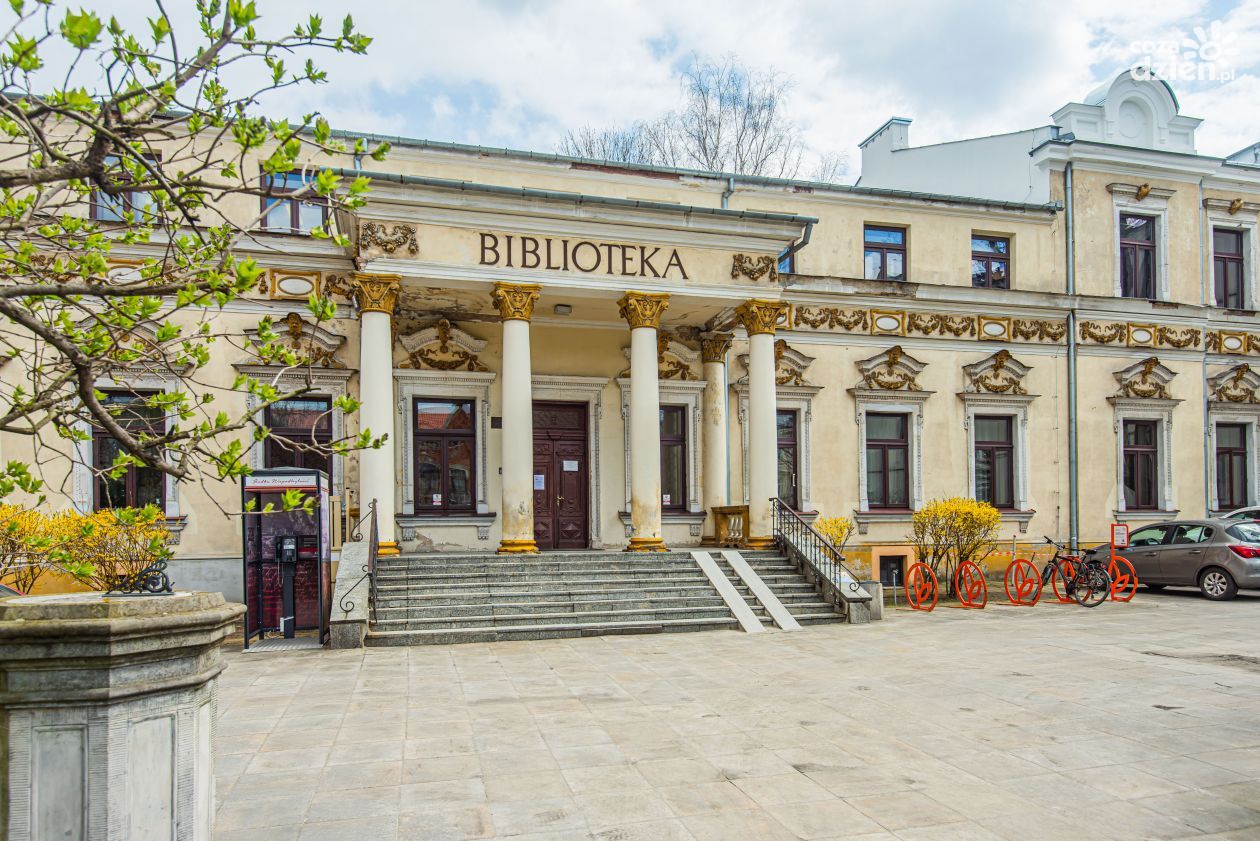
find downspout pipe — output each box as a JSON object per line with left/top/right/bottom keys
{"left": 721, "top": 176, "right": 735, "bottom": 209}
{"left": 779, "top": 221, "right": 814, "bottom": 269}
{"left": 1199, "top": 178, "right": 1212, "bottom": 515}
{"left": 1065, "top": 162, "right": 1080, "bottom": 553}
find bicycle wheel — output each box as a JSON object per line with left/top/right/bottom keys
{"left": 1072, "top": 565, "right": 1111, "bottom": 608}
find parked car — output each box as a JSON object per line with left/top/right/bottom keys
{"left": 0, "top": 581, "right": 22, "bottom": 597}
{"left": 1223, "top": 506, "right": 1260, "bottom": 522}
{"left": 1084, "top": 518, "right": 1260, "bottom": 601}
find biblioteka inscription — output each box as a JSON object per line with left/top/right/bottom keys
{"left": 479, "top": 233, "right": 689, "bottom": 279}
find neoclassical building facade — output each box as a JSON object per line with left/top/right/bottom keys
{"left": 45, "top": 70, "right": 1260, "bottom": 596}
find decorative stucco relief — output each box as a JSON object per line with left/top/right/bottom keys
{"left": 963, "top": 349, "right": 1031, "bottom": 395}
{"left": 793, "top": 305, "right": 1064, "bottom": 345}
{"left": 1079, "top": 320, "right": 1201, "bottom": 349}
{"left": 1115, "top": 357, "right": 1176, "bottom": 399}
{"left": 855, "top": 345, "right": 927, "bottom": 391}
{"left": 731, "top": 254, "right": 779, "bottom": 283}
{"left": 398, "top": 319, "right": 489, "bottom": 372}
{"left": 1209, "top": 364, "right": 1260, "bottom": 404}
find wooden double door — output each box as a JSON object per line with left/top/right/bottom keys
{"left": 532, "top": 401, "right": 590, "bottom": 550}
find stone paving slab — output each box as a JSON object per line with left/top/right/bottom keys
{"left": 214, "top": 591, "right": 1260, "bottom": 839}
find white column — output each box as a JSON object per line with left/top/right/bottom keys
{"left": 354, "top": 274, "right": 400, "bottom": 555}
{"left": 737, "top": 299, "right": 788, "bottom": 548}
{"left": 700, "top": 332, "right": 733, "bottom": 544}
{"left": 492, "top": 283, "right": 541, "bottom": 553}
{"left": 619, "top": 291, "right": 670, "bottom": 551}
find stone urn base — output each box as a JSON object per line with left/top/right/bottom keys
{"left": 0, "top": 591, "right": 244, "bottom": 841}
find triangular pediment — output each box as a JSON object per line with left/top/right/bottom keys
{"left": 244, "top": 312, "right": 347, "bottom": 369}
{"left": 963, "top": 349, "right": 1031, "bottom": 395}
{"left": 1209, "top": 364, "right": 1260, "bottom": 404}
{"left": 855, "top": 345, "right": 926, "bottom": 391}
{"left": 736, "top": 339, "right": 816, "bottom": 387}
{"left": 1115, "top": 356, "right": 1175, "bottom": 399}
{"left": 398, "top": 318, "right": 488, "bottom": 372}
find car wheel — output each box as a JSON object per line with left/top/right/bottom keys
{"left": 1144, "top": 583, "right": 1166, "bottom": 591}
{"left": 1199, "top": 567, "right": 1238, "bottom": 601}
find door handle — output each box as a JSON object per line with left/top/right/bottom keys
{"left": 557, "top": 496, "right": 565, "bottom": 504}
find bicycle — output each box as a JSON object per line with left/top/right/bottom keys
{"left": 1037, "top": 536, "right": 1113, "bottom": 608}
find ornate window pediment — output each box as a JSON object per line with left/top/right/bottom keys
{"left": 398, "top": 318, "right": 488, "bottom": 372}
{"left": 1115, "top": 356, "right": 1175, "bottom": 399}
{"left": 620, "top": 334, "right": 699, "bottom": 380}
{"left": 1210, "top": 364, "right": 1260, "bottom": 404}
{"left": 963, "top": 349, "right": 1032, "bottom": 395}
{"left": 244, "top": 312, "right": 346, "bottom": 369}
{"left": 735, "top": 339, "right": 816, "bottom": 387}
{"left": 855, "top": 345, "right": 926, "bottom": 391}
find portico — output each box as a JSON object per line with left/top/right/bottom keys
{"left": 343, "top": 174, "right": 813, "bottom": 554}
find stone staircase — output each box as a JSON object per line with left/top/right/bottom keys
{"left": 365, "top": 549, "right": 845, "bottom": 646}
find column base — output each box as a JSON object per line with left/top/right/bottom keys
{"left": 744, "top": 536, "right": 776, "bottom": 550}
{"left": 497, "top": 539, "right": 540, "bottom": 554}
{"left": 626, "top": 537, "right": 669, "bottom": 552}
{"left": 699, "top": 534, "right": 719, "bottom": 547}
{"left": 377, "top": 541, "right": 401, "bottom": 556}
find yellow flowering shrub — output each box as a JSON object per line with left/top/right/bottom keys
{"left": 0, "top": 504, "right": 168, "bottom": 594}
{"left": 909, "top": 497, "right": 1001, "bottom": 594}
{"left": 814, "top": 516, "right": 856, "bottom": 554}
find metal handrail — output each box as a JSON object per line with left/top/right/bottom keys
{"left": 338, "top": 498, "right": 379, "bottom": 614}
{"left": 770, "top": 497, "right": 866, "bottom": 599}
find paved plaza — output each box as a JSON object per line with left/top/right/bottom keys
{"left": 214, "top": 591, "right": 1260, "bottom": 840}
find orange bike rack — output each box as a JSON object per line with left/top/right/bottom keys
{"left": 1004, "top": 558, "right": 1041, "bottom": 606}
{"left": 953, "top": 560, "right": 988, "bottom": 609}
{"left": 905, "top": 562, "right": 938, "bottom": 612}
{"left": 1109, "top": 556, "right": 1139, "bottom": 602}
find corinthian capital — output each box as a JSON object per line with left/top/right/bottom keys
{"left": 736, "top": 299, "right": 788, "bottom": 336}
{"left": 618, "top": 291, "right": 670, "bottom": 330}
{"left": 490, "top": 282, "right": 542, "bottom": 321}
{"left": 700, "top": 332, "right": 734, "bottom": 363}
{"left": 352, "top": 273, "right": 400, "bottom": 316}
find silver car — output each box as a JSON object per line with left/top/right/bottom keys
{"left": 1086, "top": 519, "right": 1260, "bottom": 601}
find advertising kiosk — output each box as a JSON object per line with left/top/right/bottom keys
{"left": 241, "top": 468, "right": 332, "bottom": 648}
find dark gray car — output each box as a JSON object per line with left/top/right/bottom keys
{"left": 1085, "top": 519, "right": 1260, "bottom": 601}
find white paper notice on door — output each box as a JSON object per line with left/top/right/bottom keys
{"left": 533, "top": 474, "right": 545, "bottom": 490}
{"left": 562, "top": 460, "right": 579, "bottom": 472}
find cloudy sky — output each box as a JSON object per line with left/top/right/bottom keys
{"left": 36, "top": 0, "right": 1260, "bottom": 181}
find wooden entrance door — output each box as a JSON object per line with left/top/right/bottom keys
{"left": 532, "top": 402, "right": 589, "bottom": 550}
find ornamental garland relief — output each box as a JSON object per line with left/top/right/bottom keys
{"left": 793, "top": 305, "right": 1065, "bottom": 345}
{"left": 855, "top": 345, "right": 927, "bottom": 391}
{"left": 1079, "top": 320, "right": 1202, "bottom": 350}
{"left": 731, "top": 254, "right": 779, "bottom": 283}
{"left": 964, "top": 349, "right": 1030, "bottom": 395}
{"left": 358, "top": 222, "right": 420, "bottom": 259}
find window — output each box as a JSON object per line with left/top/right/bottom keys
{"left": 864, "top": 226, "right": 906, "bottom": 281}
{"left": 1214, "top": 228, "right": 1245, "bottom": 309}
{"left": 1170, "top": 524, "right": 1212, "bottom": 544}
{"left": 659, "top": 406, "right": 687, "bottom": 511}
{"left": 971, "top": 236, "right": 1010, "bottom": 289}
{"left": 777, "top": 409, "right": 800, "bottom": 509}
{"left": 974, "top": 416, "right": 1014, "bottom": 509}
{"left": 1123, "top": 419, "right": 1159, "bottom": 510}
{"left": 1119, "top": 214, "right": 1157, "bottom": 299}
{"left": 1128, "top": 525, "right": 1170, "bottom": 547}
{"left": 264, "top": 397, "right": 332, "bottom": 476}
{"left": 1216, "top": 423, "right": 1249, "bottom": 511}
{"left": 865, "top": 412, "right": 909, "bottom": 509}
{"left": 413, "top": 398, "right": 476, "bottom": 513}
{"left": 93, "top": 392, "right": 164, "bottom": 510}
{"left": 260, "top": 170, "right": 328, "bottom": 233}
{"left": 90, "top": 154, "right": 157, "bottom": 222}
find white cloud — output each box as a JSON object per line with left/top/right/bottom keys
{"left": 17, "top": 0, "right": 1260, "bottom": 174}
